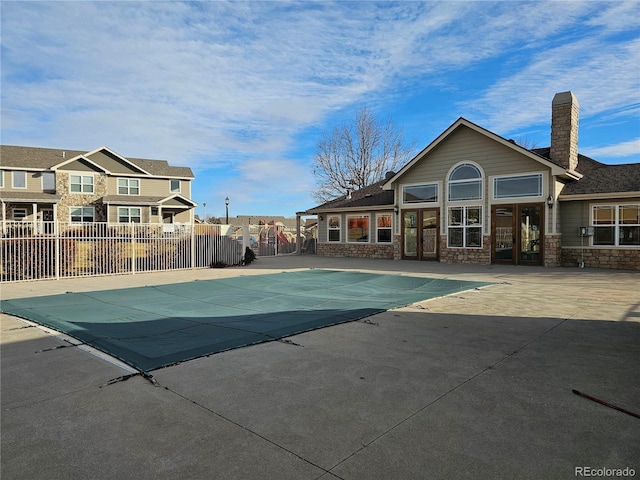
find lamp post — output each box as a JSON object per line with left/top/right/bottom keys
{"left": 203, "top": 203, "right": 207, "bottom": 223}
{"left": 225, "top": 197, "right": 229, "bottom": 224}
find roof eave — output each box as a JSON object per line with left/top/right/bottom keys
{"left": 304, "top": 204, "right": 394, "bottom": 214}
{"left": 382, "top": 117, "right": 572, "bottom": 188}
{"left": 559, "top": 191, "right": 640, "bottom": 201}
{"left": 158, "top": 194, "right": 198, "bottom": 207}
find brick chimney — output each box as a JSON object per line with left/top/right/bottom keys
{"left": 550, "top": 91, "right": 579, "bottom": 171}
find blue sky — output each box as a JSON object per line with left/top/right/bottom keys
{"left": 2, "top": 1, "right": 639, "bottom": 220}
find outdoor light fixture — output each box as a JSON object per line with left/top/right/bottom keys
{"left": 547, "top": 195, "right": 554, "bottom": 208}
{"left": 394, "top": 205, "right": 399, "bottom": 214}
{"left": 225, "top": 197, "right": 229, "bottom": 224}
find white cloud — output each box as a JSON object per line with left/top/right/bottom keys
{"left": 464, "top": 33, "right": 640, "bottom": 137}
{"left": 582, "top": 138, "right": 640, "bottom": 159}
{"left": 2, "top": 0, "right": 638, "bottom": 215}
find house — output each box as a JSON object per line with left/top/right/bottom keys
{"left": 304, "top": 92, "right": 640, "bottom": 270}
{"left": 0, "top": 145, "right": 196, "bottom": 224}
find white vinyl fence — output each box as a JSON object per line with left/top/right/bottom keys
{"left": 0, "top": 220, "right": 301, "bottom": 283}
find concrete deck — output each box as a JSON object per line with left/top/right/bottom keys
{"left": 2, "top": 256, "right": 639, "bottom": 479}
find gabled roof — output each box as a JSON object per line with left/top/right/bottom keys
{"left": 382, "top": 117, "right": 573, "bottom": 190}
{"left": 529, "top": 148, "right": 640, "bottom": 197}
{"left": 304, "top": 116, "right": 639, "bottom": 213}
{"left": 51, "top": 146, "right": 152, "bottom": 176}
{"left": 158, "top": 194, "right": 197, "bottom": 207}
{"left": 51, "top": 153, "right": 110, "bottom": 174}
{"left": 553, "top": 152, "right": 640, "bottom": 198}
{"left": 0, "top": 145, "right": 194, "bottom": 179}
{"left": 305, "top": 179, "right": 394, "bottom": 213}
{"left": 102, "top": 193, "right": 197, "bottom": 207}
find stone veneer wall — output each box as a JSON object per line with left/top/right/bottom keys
{"left": 544, "top": 234, "right": 562, "bottom": 267}
{"left": 550, "top": 92, "right": 579, "bottom": 171}
{"left": 561, "top": 247, "right": 640, "bottom": 270}
{"left": 317, "top": 242, "right": 394, "bottom": 259}
{"left": 438, "top": 235, "right": 491, "bottom": 264}
{"left": 56, "top": 172, "right": 108, "bottom": 221}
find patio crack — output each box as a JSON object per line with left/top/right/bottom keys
{"left": 156, "top": 381, "right": 345, "bottom": 480}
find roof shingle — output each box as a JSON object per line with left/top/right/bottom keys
{"left": 0, "top": 145, "right": 194, "bottom": 178}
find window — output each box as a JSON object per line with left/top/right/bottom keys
{"left": 376, "top": 213, "right": 392, "bottom": 243}
{"left": 448, "top": 206, "right": 482, "bottom": 248}
{"left": 403, "top": 184, "right": 438, "bottom": 204}
{"left": 347, "top": 214, "right": 370, "bottom": 243}
{"left": 13, "top": 171, "right": 26, "bottom": 189}
{"left": 118, "top": 207, "right": 141, "bottom": 223}
{"left": 448, "top": 163, "right": 482, "bottom": 201}
{"left": 328, "top": 215, "right": 341, "bottom": 242}
{"left": 494, "top": 174, "right": 542, "bottom": 199}
{"left": 70, "top": 175, "right": 94, "bottom": 193}
{"left": 12, "top": 208, "right": 27, "bottom": 220}
{"left": 70, "top": 207, "right": 94, "bottom": 223}
{"left": 593, "top": 204, "right": 640, "bottom": 246}
{"left": 0, "top": 170, "right": 4, "bottom": 188}
{"left": 42, "top": 172, "right": 55, "bottom": 191}
{"left": 170, "top": 179, "right": 181, "bottom": 193}
{"left": 118, "top": 178, "right": 140, "bottom": 195}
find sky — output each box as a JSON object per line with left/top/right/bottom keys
{"left": 1, "top": 1, "right": 639, "bottom": 220}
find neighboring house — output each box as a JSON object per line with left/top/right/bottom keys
{"left": 304, "top": 92, "right": 640, "bottom": 270}
{"left": 0, "top": 145, "right": 196, "bottom": 224}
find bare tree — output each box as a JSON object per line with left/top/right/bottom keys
{"left": 514, "top": 136, "right": 539, "bottom": 150}
{"left": 311, "top": 107, "right": 415, "bottom": 203}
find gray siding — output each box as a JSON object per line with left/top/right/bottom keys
{"left": 396, "top": 126, "right": 552, "bottom": 235}
{"left": 86, "top": 150, "right": 143, "bottom": 174}
{"left": 59, "top": 160, "right": 103, "bottom": 173}
{"left": 561, "top": 197, "right": 640, "bottom": 247}
{"left": 400, "top": 127, "right": 547, "bottom": 184}
{"left": 559, "top": 201, "right": 588, "bottom": 246}
{"left": 106, "top": 176, "right": 179, "bottom": 197}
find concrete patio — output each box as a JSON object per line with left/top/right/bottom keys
{"left": 2, "top": 256, "right": 639, "bottom": 479}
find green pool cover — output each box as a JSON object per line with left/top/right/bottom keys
{"left": 1, "top": 270, "right": 490, "bottom": 372}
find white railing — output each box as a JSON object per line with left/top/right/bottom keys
{"left": 0, "top": 220, "right": 309, "bottom": 282}
{"left": 0, "top": 221, "right": 246, "bottom": 282}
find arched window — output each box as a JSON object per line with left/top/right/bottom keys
{"left": 448, "top": 163, "right": 482, "bottom": 201}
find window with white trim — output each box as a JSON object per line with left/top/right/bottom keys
{"left": 593, "top": 204, "right": 640, "bottom": 246}
{"left": 347, "top": 214, "right": 369, "bottom": 243}
{"left": 0, "top": 170, "right": 4, "bottom": 188}
{"left": 118, "top": 178, "right": 140, "bottom": 195}
{"left": 118, "top": 207, "right": 142, "bottom": 223}
{"left": 13, "top": 171, "right": 26, "bottom": 189}
{"left": 402, "top": 184, "right": 438, "bottom": 204}
{"left": 70, "top": 207, "right": 94, "bottom": 223}
{"left": 328, "top": 215, "right": 341, "bottom": 242}
{"left": 70, "top": 175, "right": 94, "bottom": 193}
{"left": 170, "top": 179, "right": 181, "bottom": 193}
{"left": 448, "top": 206, "right": 482, "bottom": 248}
{"left": 376, "top": 213, "right": 392, "bottom": 243}
{"left": 494, "top": 174, "right": 542, "bottom": 199}
{"left": 448, "top": 164, "right": 482, "bottom": 201}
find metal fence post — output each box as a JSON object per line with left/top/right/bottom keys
{"left": 130, "top": 222, "right": 136, "bottom": 275}
{"left": 191, "top": 223, "right": 195, "bottom": 269}
{"left": 55, "top": 228, "right": 61, "bottom": 280}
